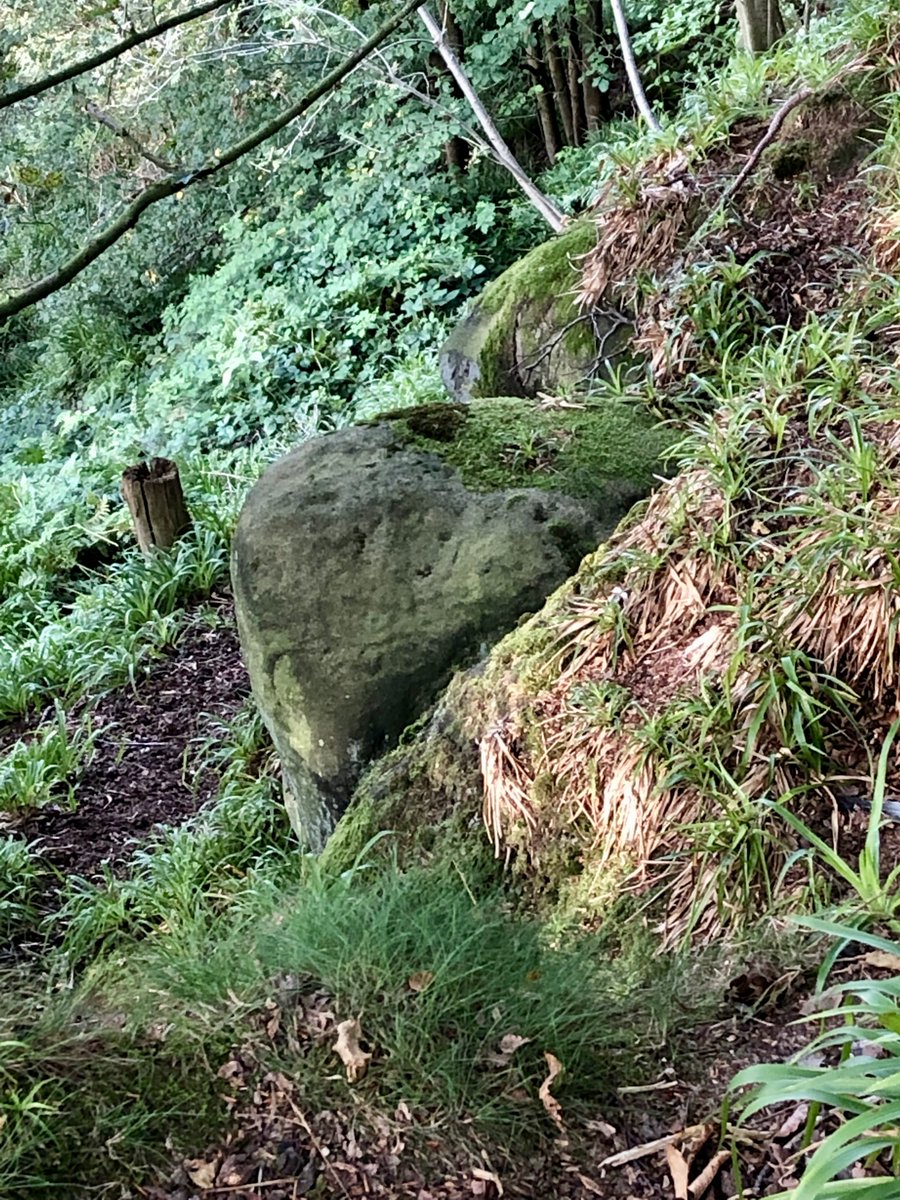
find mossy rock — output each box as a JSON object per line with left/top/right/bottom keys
{"left": 320, "top": 560, "right": 592, "bottom": 882}
{"left": 439, "top": 222, "right": 637, "bottom": 401}
{"left": 233, "top": 399, "right": 672, "bottom": 851}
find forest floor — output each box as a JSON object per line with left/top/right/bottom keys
{"left": 5, "top": 25, "right": 900, "bottom": 1196}
{"left": 6, "top": 604, "right": 891, "bottom": 1200}
{"left": 17, "top": 598, "right": 248, "bottom": 882}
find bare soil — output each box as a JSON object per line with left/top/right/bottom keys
{"left": 16, "top": 598, "right": 250, "bottom": 880}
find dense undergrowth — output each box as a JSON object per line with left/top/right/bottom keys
{"left": 5, "top": 0, "right": 900, "bottom": 1194}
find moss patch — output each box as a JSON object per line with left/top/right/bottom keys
{"left": 479, "top": 219, "right": 597, "bottom": 321}
{"left": 318, "top": 670, "right": 493, "bottom": 876}
{"left": 387, "top": 396, "right": 673, "bottom": 503}
{"left": 480, "top": 222, "right": 599, "bottom": 397}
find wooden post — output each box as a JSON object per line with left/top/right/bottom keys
{"left": 121, "top": 458, "right": 191, "bottom": 555}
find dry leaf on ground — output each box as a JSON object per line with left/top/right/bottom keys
{"left": 688, "top": 1149, "right": 730, "bottom": 1197}
{"left": 408, "top": 971, "right": 435, "bottom": 992}
{"left": 774, "top": 1103, "right": 808, "bottom": 1139}
{"left": 472, "top": 1166, "right": 503, "bottom": 1195}
{"left": 184, "top": 1157, "right": 218, "bottom": 1188}
{"left": 499, "top": 1033, "right": 531, "bottom": 1056}
{"left": 333, "top": 1017, "right": 372, "bottom": 1082}
{"left": 863, "top": 949, "right": 900, "bottom": 971}
{"left": 666, "top": 1143, "right": 689, "bottom": 1200}
{"left": 538, "top": 1052, "right": 565, "bottom": 1131}
{"left": 485, "top": 1032, "right": 533, "bottom": 1067}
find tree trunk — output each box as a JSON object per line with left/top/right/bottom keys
{"left": 583, "top": 0, "right": 609, "bottom": 131}
{"left": 544, "top": 22, "right": 575, "bottom": 147}
{"left": 608, "top": 0, "right": 662, "bottom": 132}
{"left": 418, "top": 6, "right": 565, "bottom": 231}
{"left": 566, "top": 14, "right": 587, "bottom": 146}
{"left": 122, "top": 458, "right": 192, "bottom": 555}
{"left": 438, "top": 1, "right": 471, "bottom": 170}
{"left": 527, "top": 40, "right": 562, "bottom": 164}
{"left": 736, "top": 0, "right": 785, "bottom": 52}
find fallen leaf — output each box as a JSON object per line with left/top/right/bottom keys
{"left": 499, "top": 1033, "right": 531, "bottom": 1056}
{"left": 218, "top": 1154, "right": 251, "bottom": 1187}
{"left": 484, "top": 1032, "right": 533, "bottom": 1068}
{"left": 408, "top": 971, "right": 435, "bottom": 993}
{"left": 585, "top": 1117, "right": 617, "bottom": 1138}
{"left": 539, "top": 1052, "right": 565, "bottom": 1131}
{"left": 332, "top": 1018, "right": 372, "bottom": 1082}
{"left": 184, "top": 1157, "right": 218, "bottom": 1189}
{"left": 216, "top": 1058, "right": 244, "bottom": 1082}
{"left": 774, "top": 1103, "right": 808, "bottom": 1140}
{"left": 666, "top": 1143, "right": 689, "bottom": 1200}
{"left": 472, "top": 1166, "right": 503, "bottom": 1195}
{"left": 688, "top": 1149, "right": 730, "bottom": 1198}
{"left": 863, "top": 950, "right": 900, "bottom": 972}
{"left": 576, "top": 1175, "right": 606, "bottom": 1196}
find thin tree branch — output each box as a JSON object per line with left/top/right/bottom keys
{"left": 722, "top": 86, "right": 813, "bottom": 203}
{"left": 0, "top": 0, "right": 237, "bottom": 111}
{"left": 84, "top": 101, "right": 182, "bottom": 173}
{"left": 688, "top": 85, "right": 816, "bottom": 247}
{"left": 608, "top": 0, "right": 661, "bottom": 132}
{"left": 0, "top": 0, "right": 425, "bottom": 325}
{"left": 417, "top": 5, "right": 565, "bottom": 232}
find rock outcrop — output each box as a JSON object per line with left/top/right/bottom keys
{"left": 232, "top": 399, "right": 671, "bottom": 849}
{"left": 439, "top": 222, "right": 635, "bottom": 402}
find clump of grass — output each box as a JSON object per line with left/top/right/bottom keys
{"left": 729, "top": 751, "right": 900, "bottom": 1196}
{"left": 0, "top": 528, "right": 230, "bottom": 722}
{"left": 2, "top": 847, "right": 728, "bottom": 1196}
{"left": 0, "top": 703, "right": 95, "bottom": 813}
{"left": 0, "top": 838, "right": 45, "bottom": 941}
{"left": 0, "top": 977, "right": 233, "bottom": 1197}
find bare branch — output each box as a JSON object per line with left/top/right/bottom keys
{"left": 0, "top": 0, "right": 425, "bottom": 324}
{"left": 721, "top": 86, "right": 814, "bottom": 203}
{"left": 417, "top": 4, "right": 565, "bottom": 232}
{"left": 0, "top": 0, "right": 236, "bottom": 111}
{"left": 608, "top": 0, "right": 661, "bottom": 132}
{"left": 84, "top": 101, "right": 182, "bottom": 173}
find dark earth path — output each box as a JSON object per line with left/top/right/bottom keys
{"left": 19, "top": 598, "right": 250, "bottom": 878}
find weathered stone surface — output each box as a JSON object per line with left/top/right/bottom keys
{"left": 440, "top": 222, "right": 635, "bottom": 402}
{"left": 232, "top": 398, "right": 670, "bottom": 849}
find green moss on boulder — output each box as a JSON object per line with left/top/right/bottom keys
{"left": 386, "top": 396, "right": 672, "bottom": 504}
{"left": 440, "top": 223, "right": 637, "bottom": 401}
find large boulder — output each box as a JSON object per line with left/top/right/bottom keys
{"left": 232, "top": 399, "right": 671, "bottom": 849}
{"left": 440, "top": 222, "right": 635, "bottom": 402}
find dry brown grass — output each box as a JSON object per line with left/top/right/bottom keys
{"left": 871, "top": 210, "right": 900, "bottom": 274}
{"left": 576, "top": 151, "right": 698, "bottom": 313}
{"left": 477, "top": 413, "right": 900, "bottom": 942}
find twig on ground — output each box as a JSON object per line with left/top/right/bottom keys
{"left": 723, "top": 87, "right": 815, "bottom": 206}
{"left": 285, "top": 1094, "right": 353, "bottom": 1199}
{"left": 205, "top": 1178, "right": 303, "bottom": 1194}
